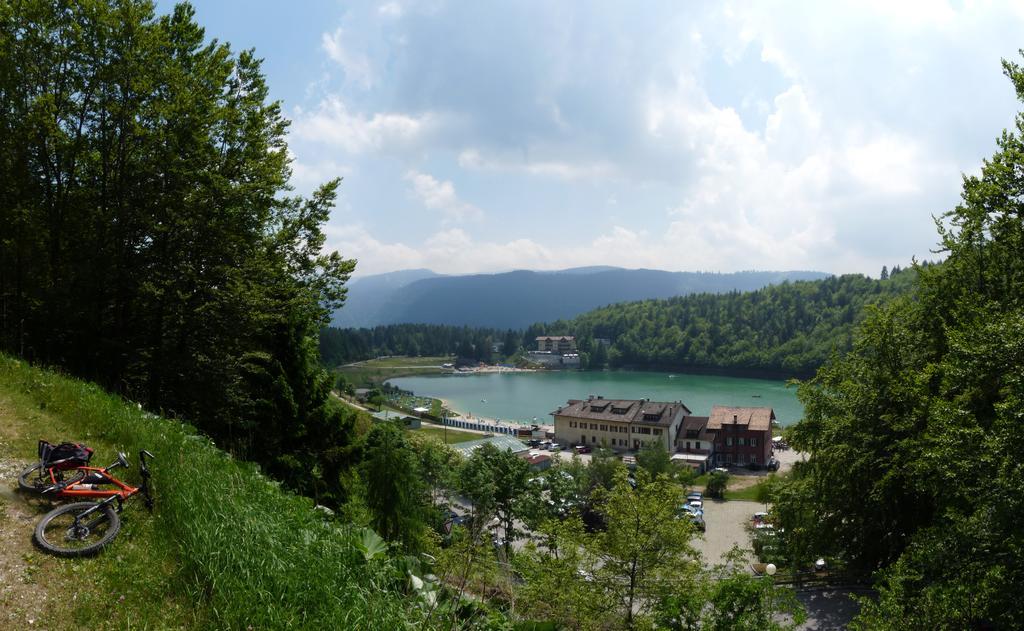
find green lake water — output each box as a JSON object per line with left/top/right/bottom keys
{"left": 389, "top": 371, "right": 804, "bottom": 427}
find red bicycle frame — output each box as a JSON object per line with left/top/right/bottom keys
{"left": 43, "top": 451, "right": 154, "bottom": 510}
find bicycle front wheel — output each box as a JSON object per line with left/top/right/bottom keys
{"left": 34, "top": 502, "right": 121, "bottom": 557}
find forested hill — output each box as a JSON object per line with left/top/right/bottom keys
{"left": 554, "top": 268, "right": 918, "bottom": 377}
{"left": 331, "top": 267, "right": 830, "bottom": 329}
{"left": 320, "top": 268, "right": 918, "bottom": 374}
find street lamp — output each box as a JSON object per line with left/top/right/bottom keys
{"left": 764, "top": 563, "right": 777, "bottom": 620}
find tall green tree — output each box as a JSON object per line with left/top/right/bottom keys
{"left": 361, "top": 422, "right": 428, "bottom": 551}
{"left": 456, "top": 443, "right": 530, "bottom": 555}
{"left": 636, "top": 442, "right": 673, "bottom": 479}
{"left": 777, "top": 54, "right": 1024, "bottom": 628}
{"left": 590, "top": 470, "right": 697, "bottom": 628}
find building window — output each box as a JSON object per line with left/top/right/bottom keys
{"left": 751, "top": 438, "right": 758, "bottom": 447}
{"left": 653, "top": 429, "right": 662, "bottom": 436}
{"left": 590, "top": 423, "right": 598, "bottom": 430}
{"left": 570, "top": 421, "right": 576, "bottom": 428}
{"left": 726, "top": 437, "right": 733, "bottom": 446}
{"left": 600, "top": 424, "right": 607, "bottom": 432}
{"left": 592, "top": 436, "right": 597, "bottom": 444}
{"left": 751, "top": 454, "right": 758, "bottom": 463}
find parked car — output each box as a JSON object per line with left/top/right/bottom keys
{"left": 527, "top": 438, "right": 542, "bottom": 448}
{"left": 686, "top": 491, "right": 703, "bottom": 503}
{"left": 688, "top": 499, "right": 703, "bottom": 510}
{"left": 753, "top": 512, "right": 774, "bottom": 530}
{"left": 549, "top": 443, "right": 563, "bottom": 452}
{"left": 712, "top": 467, "right": 729, "bottom": 475}
{"left": 574, "top": 444, "right": 591, "bottom": 454}
{"left": 678, "top": 504, "right": 706, "bottom": 530}
{"left": 767, "top": 457, "right": 780, "bottom": 471}
{"left": 442, "top": 509, "right": 466, "bottom": 528}
{"left": 679, "top": 503, "right": 703, "bottom": 517}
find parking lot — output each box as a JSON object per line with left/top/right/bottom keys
{"left": 692, "top": 498, "right": 761, "bottom": 565}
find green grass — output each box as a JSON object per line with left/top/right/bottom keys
{"left": 0, "top": 355, "right": 422, "bottom": 629}
{"left": 411, "top": 424, "right": 480, "bottom": 444}
{"left": 355, "top": 356, "right": 451, "bottom": 368}
{"left": 724, "top": 479, "right": 772, "bottom": 502}
{"left": 723, "top": 485, "right": 762, "bottom": 502}
{"left": 336, "top": 356, "right": 452, "bottom": 387}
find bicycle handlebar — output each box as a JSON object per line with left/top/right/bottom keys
{"left": 139, "top": 450, "right": 154, "bottom": 475}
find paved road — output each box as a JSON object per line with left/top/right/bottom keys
{"left": 795, "top": 588, "right": 865, "bottom": 629}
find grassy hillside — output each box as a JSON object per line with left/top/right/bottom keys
{"left": 0, "top": 355, "right": 421, "bottom": 629}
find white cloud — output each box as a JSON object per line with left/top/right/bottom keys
{"left": 289, "top": 157, "right": 351, "bottom": 192}
{"left": 642, "top": 62, "right": 956, "bottom": 272}
{"left": 457, "top": 148, "right": 615, "bottom": 181}
{"left": 378, "top": 2, "right": 403, "bottom": 18}
{"left": 321, "top": 28, "right": 373, "bottom": 89}
{"left": 404, "top": 170, "right": 483, "bottom": 222}
{"left": 325, "top": 224, "right": 425, "bottom": 274}
{"left": 292, "top": 97, "right": 434, "bottom": 154}
{"left": 330, "top": 223, "right": 759, "bottom": 277}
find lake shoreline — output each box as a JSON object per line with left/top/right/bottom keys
{"left": 605, "top": 363, "right": 813, "bottom": 381}
{"left": 390, "top": 368, "right": 804, "bottom": 428}
{"left": 432, "top": 396, "right": 547, "bottom": 430}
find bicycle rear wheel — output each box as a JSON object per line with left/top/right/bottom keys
{"left": 34, "top": 502, "right": 121, "bottom": 557}
{"left": 18, "top": 463, "right": 86, "bottom": 494}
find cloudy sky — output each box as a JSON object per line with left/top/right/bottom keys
{"left": 176, "top": 0, "right": 1024, "bottom": 277}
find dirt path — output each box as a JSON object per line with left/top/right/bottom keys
{"left": 0, "top": 398, "right": 54, "bottom": 629}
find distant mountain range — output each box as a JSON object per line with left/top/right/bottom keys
{"left": 331, "top": 267, "right": 831, "bottom": 330}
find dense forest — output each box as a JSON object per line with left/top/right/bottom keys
{"left": 0, "top": 1, "right": 358, "bottom": 506}
{"left": 555, "top": 268, "right": 917, "bottom": 376}
{"left": 320, "top": 323, "right": 519, "bottom": 366}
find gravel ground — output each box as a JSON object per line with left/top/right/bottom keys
{"left": 0, "top": 451, "right": 50, "bottom": 629}
{"left": 693, "top": 498, "right": 761, "bottom": 565}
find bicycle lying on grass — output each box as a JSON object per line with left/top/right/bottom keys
{"left": 18, "top": 440, "right": 155, "bottom": 557}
